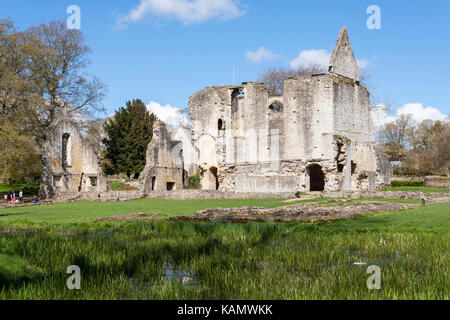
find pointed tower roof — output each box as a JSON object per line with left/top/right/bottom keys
{"left": 328, "top": 27, "right": 360, "bottom": 81}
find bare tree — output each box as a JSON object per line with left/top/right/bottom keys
{"left": 24, "top": 21, "right": 107, "bottom": 139}
{"left": 258, "top": 65, "right": 324, "bottom": 96}
{"left": 0, "top": 20, "right": 107, "bottom": 147}
{"left": 378, "top": 114, "right": 415, "bottom": 160}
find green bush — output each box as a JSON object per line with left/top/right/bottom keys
{"left": 188, "top": 173, "right": 201, "bottom": 190}
{"left": 111, "top": 182, "right": 137, "bottom": 191}
{"left": 391, "top": 180, "right": 424, "bottom": 187}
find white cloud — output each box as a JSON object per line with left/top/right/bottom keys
{"left": 371, "top": 103, "right": 449, "bottom": 129}
{"left": 370, "top": 104, "right": 396, "bottom": 128}
{"left": 397, "top": 103, "right": 449, "bottom": 123}
{"left": 117, "top": 0, "right": 245, "bottom": 27}
{"left": 289, "top": 49, "right": 330, "bottom": 70}
{"left": 357, "top": 59, "right": 370, "bottom": 69}
{"left": 245, "top": 47, "right": 282, "bottom": 63}
{"left": 146, "top": 101, "right": 190, "bottom": 129}
{"left": 289, "top": 49, "right": 370, "bottom": 71}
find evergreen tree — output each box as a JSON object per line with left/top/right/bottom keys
{"left": 103, "top": 99, "right": 156, "bottom": 177}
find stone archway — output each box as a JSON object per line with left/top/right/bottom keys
{"left": 308, "top": 164, "right": 325, "bottom": 191}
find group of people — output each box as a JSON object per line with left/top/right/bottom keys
{"left": 2, "top": 191, "right": 39, "bottom": 204}
{"left": 3, "top": 190, "right": 23, "bottom": 203}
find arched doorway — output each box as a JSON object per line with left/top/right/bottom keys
{"left": 308, "top": 164, "right": 325, "bottom": 191}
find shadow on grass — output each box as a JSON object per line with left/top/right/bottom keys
{"left": 0, "top": 212, "right": 31, "bottom": 218}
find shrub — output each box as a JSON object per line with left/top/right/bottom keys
{"left": 111, "top": 182, "right": 137, "bottom": 191}
{"left": 188, "top": 173, "right": 201, "bottom": 190}
{"left": 391, "top": 180, "right": 424, "bottom": 187}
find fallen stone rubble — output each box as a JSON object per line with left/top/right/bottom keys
{"left": 358, "top": 191, "right": 449, "bottom": 203}
{"left": 170, "top": 201, "right": 417, "bottom": 223}
{"left": 95, "top": 212, "right": 162, "bottom": 222}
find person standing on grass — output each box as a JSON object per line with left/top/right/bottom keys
{"left": 97, "top": 193, "right": 101, "bottom": 202}
{"left": 295, "top": 184, "right": 301, "bottom": 198}
{"left": 19, "top": 190, "right": 23, "bottom": 203}
{"left": 116, "top": 192, "right": 120, "bottom": 202}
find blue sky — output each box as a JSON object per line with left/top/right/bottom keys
{"left": 1, "top": 0, "right": 449, "bottom": 125}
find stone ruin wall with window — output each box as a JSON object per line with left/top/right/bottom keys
{"left": 139, "top": 120, "right": 185, "bottom": 193}
{"left": 188, "top": 27, "right": 390, "bottom": 193}
{"left": 39, "top": 112, "right": 107, "bottom": 199}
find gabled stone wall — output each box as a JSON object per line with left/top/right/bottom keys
{"left": 39, "top": 111, "right": 106, "bottom": 199}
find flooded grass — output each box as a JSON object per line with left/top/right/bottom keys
{"left": 0, "top": 202, "right": 450, "bottom": 300}
{"left": 0, "top": 201, "right": 448, "bottom": 300}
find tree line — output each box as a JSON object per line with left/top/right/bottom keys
{"left": 378, "top": 115, "right": 449, "bottom": 176}
{"left": 0, "top": 19, "right": 156, "bottom": 183}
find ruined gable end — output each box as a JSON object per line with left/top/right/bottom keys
{"left": 328, "top": 27, "right": 360, "bottom": 82}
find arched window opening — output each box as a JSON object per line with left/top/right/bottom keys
{"left": 151, "top": 176, "right": 156, "bottom": 191}
{"left": 269, "top": 101, "right": 284, "bottom": 113}
{"left": 218, "top": 119, "right": 225, "bottom": 131}
{"left": 62, "top": 133, "right": 71, "bottom": 169}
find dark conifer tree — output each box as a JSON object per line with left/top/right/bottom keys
{"left": 103, "top": 99, "right": 156, "bottom": 177}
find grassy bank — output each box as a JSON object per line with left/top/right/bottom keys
{"left": 0, "top": 200, "right": 448, "bottom": 299}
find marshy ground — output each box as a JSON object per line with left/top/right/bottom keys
{"left": 0, "top": 187, "right": 449, "bottom": 299}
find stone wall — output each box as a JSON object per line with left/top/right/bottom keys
{"left": 139, "top": 120, "right": 184, "bottom": 193}
{"left": 146, "top": 189, "right": 293, "bottom": 200}
{"left": 39, "top": 110, "right": 107, "bottom": 200}
{"left": 424, "top": 176, "right": 450, "bottom": 188}
{"left": 53, "top": 190, "right": 144, "bottom": 202}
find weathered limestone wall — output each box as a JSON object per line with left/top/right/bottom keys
{"left": 140, "top": 120, "right": 184, "bottom": 193}
{"left": 424, "top": 176, "right": 450, "bottom": 188}
{"left": 40, "top": 112, "right": 106, "bottom": 200}
{"left": 376, "top": 147, "right": 391, "bottom": 188}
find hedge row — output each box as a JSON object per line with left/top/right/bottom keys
{"left": 391, "top": 180, "right": 424, "bottom": 187}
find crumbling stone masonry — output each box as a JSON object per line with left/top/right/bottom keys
{"left": 39, "top": 110, "right": 107, "bottom": 199}
{"left": 189, "top": 27, "right": 390, "bottom": 192}
{"left": 139, "top": 120, "right": 184, "bottom": 193}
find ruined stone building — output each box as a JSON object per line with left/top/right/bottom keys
{"left": 40, "top": 110, "right": 107, "bottom": 199}
{"left": 40, "top": 27, "right": 390, "bottom": 199}
{"left": 139, "top": 120, "right": 185, "bottom": 192}
{"left": 189, "top": 27, "right": 390, "bottom": 193}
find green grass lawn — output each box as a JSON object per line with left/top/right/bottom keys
{"left": 0, "top": 190, "right": 448, "bottom": 300}
{"left": 0, "top": 198, "right": 303, "bottom": 225}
